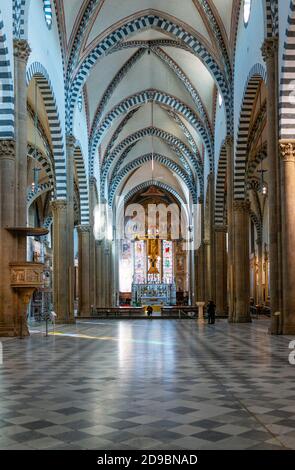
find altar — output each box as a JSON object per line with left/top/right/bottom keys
{"left": 132, "top": 283, "right": 176, "bottom": 306}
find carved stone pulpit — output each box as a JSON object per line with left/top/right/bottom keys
{"left": 10, "top": 262, "right": 45, "bottom": 337}
{"left": 6, "top": 227, "right": 48, "bottom": 337}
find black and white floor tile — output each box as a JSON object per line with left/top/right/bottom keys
{"left": 0, "top": 319, "right": 294, "bottom": 450}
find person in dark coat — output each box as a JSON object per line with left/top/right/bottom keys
{"left": 207, "top": 300, "right": 216, "bottom": 325}
{"left": 146, "top": 305, "right": 153, "bottom": 317}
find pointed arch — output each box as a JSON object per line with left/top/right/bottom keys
{"left": 27, "top": 182, "right": 52, "bottom": 207}
{"left": 27, "top": 143, "right": 55, "bottom": 189}
{"left": 215, "top": 143, "right": 227, "bottom": 227}
{"left": 279, "top": 0, "right": 295, "bottom": 140}
{"left": 109, "top": 153, "right": 198, "bottom": 206}
{"left": 90, "top": 89, "right": 212, "bottom": 173}
{"left": 0, "top": 13, "right": 14, "bottom": 138}
{"left": 13, "top": 0, "right": 54, "bottom": 38}
{"left": 101, "top": 127, "right": 203, "bottom": 196}
{"left": 74, "top": 144, "right": 90, "bottom": 225}
{"left": 67, "top": 11, "right": 231, "bottom": 134}
{"left": 90, "top": 48, "right": 146, "bottom": 139}
{"left": 234, "top": 64, "right": 266, "bottom": 199}
{"left": 124, "top": 180, "right": 186, "bottom": 207}
{"left": 250, "top": 209, "right": 263, "bottom": 245}
{"left": 13, "top": 0, "right": 29, "bottom": 39}
{"left": 26, "top": 62, "right": 67, "bottom": 199}
{"left": 264, "top": 0, "right": 279, "bottom": 38}
{"left": 151, "top": 46, "right": 212, "bottom": 137}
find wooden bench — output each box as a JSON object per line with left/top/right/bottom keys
{"left": 91, "top": 307, "right": 145, "bottom": 318}
{"left": 161, "top": 307, "right": 198, "bottom": 318}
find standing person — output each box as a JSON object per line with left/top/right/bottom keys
{"left": 147, "top": 305, "right": 153, "bottom": 317}
{"left": 207, "top": 300, "right": 216, "bottom": 325}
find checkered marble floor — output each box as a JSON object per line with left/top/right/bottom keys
{"left": 0, "top": 318, "right": 294, "bottom": 450}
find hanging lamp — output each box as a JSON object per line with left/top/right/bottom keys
{"left": 257, "top": 84, "right": 267, "bottom": 196}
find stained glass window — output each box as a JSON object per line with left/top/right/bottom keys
{"left": 134, "top": 240, "right": 146, "bottom": 284}
{"left": 119, "top": 240, "right": 132, "bottom": 292}
{"left": 163, "top": 240, "right": 173, "bottom": 284}
{"left": 244, "top": 0, "right": 251, "bottom": 26}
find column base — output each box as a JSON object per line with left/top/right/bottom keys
{"left": 0, "top": 320, "right": 30, "bottom": 337}
{"left": 233, "top": 316, "right": 252, "bottom": 324}
{"left": 228, "top": 311, "right": 234, "bottom": 323}
{"left": 0, "top": 321, "right": 16, "bottom": 337}
{"left": 269, "top": 316, "right": 282, "bottom": 335}
{"left": 216, "top": 311, "right": 228, "bottom": 318}
{"left": 78, "top": 311, "right": 91, "bottom": 318}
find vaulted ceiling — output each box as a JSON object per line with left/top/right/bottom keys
{"left": 55, "top": 0, "right": 238, "bottom": 204}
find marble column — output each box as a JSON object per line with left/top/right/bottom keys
{"left": 226, "top": 136, "right": 234, "bottom": 322}
{"left": 66, "top": 135, "right": 76, "bottom": 319}
{"left": 77, "top": 225, "right": 91, "bottom": 316}
{"left": 51, "top": 200, "right": 74, "bottom": 323}
{"left": 197, "top": 197, "right": 206, "bottom": 302}
{"left": 95, "top": 240, "right": 103, "bottom": 307}
{"left": 112, "top": 235, "right": 120, "bottom": 307}
{"left": 89, "top": 177, "right": 97, "bottom": 309}
{"left": 233, "top": 200, "right": 251, "bottom": 323}
{"left": 204, "top": 240, "right": 211, "bottom": 301}
{"left": 280, "top": 141, "right": 295, "bottom": 334}
{"left": 208, "top": 173, "right": 216, "bottom": 303}
{"left": 189, "top": 246, "right": 197, "bottom": 307}
{"left": 262, "top": 38, "right": 282, "bottom": 334}
{"left": 104, "top": 240, "right": 112, "bottom": 306}
{"left": 215, "top": 225, "right": 228, "bottom": 317}
{"left": 14, "top": 39, "right": 31, "bottom": 257}
{"left": 257, "top": 240, "right": 263, "bottom": 305}
{"left": 0, "top": 140, "right": 18, "bottom": 336}
{"left": 101, "top": 241, "right": 107, "bottom": 306}
{"left": 196, "top": 247, "right": 203, "bottom": 302}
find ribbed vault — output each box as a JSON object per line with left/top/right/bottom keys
{"left": 52, "top": 0, "right": 238, "bottom": 206}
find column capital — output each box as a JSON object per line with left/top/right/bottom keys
{"left": 233, "top": 199, "right": 251, "bottom": 213}
{"left": 77, "top": 225, "right": 91, "bottom": 234}
{"left": 279, "top": 140, "right": 295, "bottom": 163}
{"left": 66, "top": 134, "right": 77, "bottom": 148}
{"left": 0, "top": 139, "right": 15, "bottom": 159}
{"left": 50, "top": 199, "right": 67, "bottom": 212}
{"left": 261, "top": 37, "right": 278, "bottom": 62}
{"left": 214, "top": 225, "right": 227, "bottom": 233}
{"left": 89, "top": 176, "right": 97, "bottom": 186}
{"left": 13, "top": 39, "right": 31, "bottom": 62}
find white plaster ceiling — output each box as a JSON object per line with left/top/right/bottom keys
{"left": 118, "top": 137, "right": 181, "bottom": 169}
{"left": 211, "top": 0, "right": 234, "bottom": 39}
{"left": 161, "top": 47, "right": 215, "bottom": 121}
{"left": 85, "top": 0, "right": 213, "bottom": 48}
{"left": 118, "top": 161, "right": 189, "bottom": 203}
{"left": 58, "top": 0, "right": 234, "bottom": 199}
{"left": 86, "top": 48, "right": 136, "bottom": 125}
{"left": 102, "top": 52, "right": 195, "bottom": 117}
{"left": 105, "top": 104, "right": 192, "bottom": 149}
{"left": 63, "top": 0, "right": 84, "bottom": 41}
